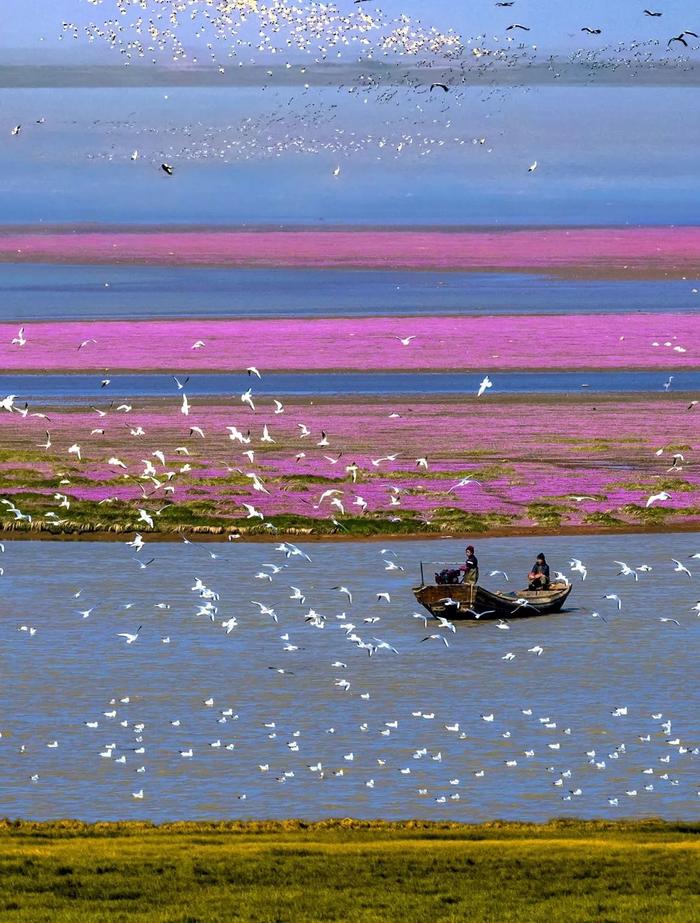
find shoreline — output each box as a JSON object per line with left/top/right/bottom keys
{"left": 2, "top": 521, "right": 699, "bottom": 543}
{"left": 3, "top": 365, "right": 700, "bottom": 376}
{"left": 1, "top": 818, "right": 697, "bottom": 834}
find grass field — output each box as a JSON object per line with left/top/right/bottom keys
{"left": 0, "top": 819, "right": 698, "bottom": 921}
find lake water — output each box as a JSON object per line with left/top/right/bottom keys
{"left": 1, "top": 370, "right": 695, "bottom": 403}
{"left": 1, "top": 265, "right": 699, "bottom": 321}
{"left": 1, "top": 532, "right": 698, "bottom": 823}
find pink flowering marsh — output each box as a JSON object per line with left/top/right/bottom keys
{"left": 0, "top": 314, "right": 697, "bottom": 372}
{"left": 1, "top": 394, "right": 698, "bottom": 535}
{"left": 2, "top": 226, "right": 700, "bottom": 276}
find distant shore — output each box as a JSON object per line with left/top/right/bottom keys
{"left": 2, "top": 225, "right": 700, "bottom": 280}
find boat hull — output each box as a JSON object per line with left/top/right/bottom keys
{"left": 413, "top": 582, "right": 572, "bottom": 620}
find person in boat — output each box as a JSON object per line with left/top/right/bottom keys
{"left": 462, "top": 545, "right": 479, "bottom": 584}
{"left": 528, "top": 553, "right": 551, "bottom": 590}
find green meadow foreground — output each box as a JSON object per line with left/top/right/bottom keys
{"left": 0, "top": 820, "right": 698, "bottom": 922}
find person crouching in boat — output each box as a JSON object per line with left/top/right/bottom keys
{"left": 528, "top": 553, "right": 550, "bottom": 590}
{"left": 462, "top": 545, "right": 479, "bottom": 584}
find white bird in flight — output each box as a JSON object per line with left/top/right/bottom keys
{"left": 646, "top": 491, "right": 671, "bottom": 508}
{"left": 477, "top": 375, "right": 493, "bottom": 397}
{"left": 117, "top": 626, "right": 142, "bottom": 645}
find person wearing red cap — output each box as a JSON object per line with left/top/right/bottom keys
{"left": 462, "top": 545, "right": 479, "bottom": 584}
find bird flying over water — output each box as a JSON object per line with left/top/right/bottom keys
{"left": 477, "top": 375, "right": 492, "bottom": 397}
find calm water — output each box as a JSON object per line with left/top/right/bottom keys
{"left": 1, "top": 265, "right": 699, "bottom": 321}
{"left": 1, "top": 533, "right": 698, "bottom": 822}
{"left": 1, "top": 370, "right": 696, "bottom": 404}
{"left": 3, "top": 85, "right": 700, "bottom": 225}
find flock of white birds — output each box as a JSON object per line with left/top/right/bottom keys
{"left": 2, "top": 532, "right": 699, "bottom": 815}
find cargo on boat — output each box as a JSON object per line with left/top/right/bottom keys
{"left": 413, "top": 562, "right": 572, "bottom": 620}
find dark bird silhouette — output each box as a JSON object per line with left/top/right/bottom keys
{"left": 581, "top": 27, "right": 602, "bottom": 34}
{"left": 506, "top": 23, "right": 530, "bottom": 31}
{"left": 644, "top": 9, "right": 662, "bottom": 16}
{"left": 430, "top": 83, "right": 449, "bottom": 92}
{"left": 668, "top": 31, "right": 698, "bottom": 47}
{"left": 161, "top": 163, "right": 174, "bottom": 175}
{"left": 495, "top": 2, "right": 515, "bottom": 6}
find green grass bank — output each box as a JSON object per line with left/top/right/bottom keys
{"left": 0, "top": 819, "right": 698, "bottom": 921}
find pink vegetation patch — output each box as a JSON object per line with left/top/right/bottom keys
{"left": 2, "top": 226, "right": 700, "bottom": 273}
{"left": 0, "top": 314, "right": 697, "bottom": 371}
{"left": 0, "top": 396, "right": 698, "bottom": 528}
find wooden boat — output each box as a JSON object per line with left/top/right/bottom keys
{"left": 413, "top": 579, "right": 572, "bottom": 621}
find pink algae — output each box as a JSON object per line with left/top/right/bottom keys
{"left": 1, "top": 395, "right": 698, "bottom": 528}
{"left": 2, "top": 226, "right": 700, "bottom": 272}
{"left": 0, "top": 314, "right": 697, "bottom": 372}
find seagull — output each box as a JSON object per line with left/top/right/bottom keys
{"left": 173, "top": 375, "right": 189, "bottom": 390}
{"left": 246, "top": 472, "right": 269, "bottom": 494}
{"left": 372, "top": 638, "right": 399, "bottom": 654}
{"left": 602, "top": 594, "right": 622, "bottom": 610}
{"left": 240, "top": 389, "right": 256, "bottom": 412}
{"left": 11, "top": 327, "right": 26, "bottom": 346}
{"left": 126, "top": 533, "right": 145, "bottom": 552}
{"left": 137, "top": 509, "right": 154, "bottom": 529}
{"left": 289, "top": 586, "right": 306, "bottom": 604}
{"left": 434, "top": 616, "right": 456, "bottom": 633}
{"left": 161, "top": 162, "right": 174, "bottom": 175}
{"left": 332, "top": 586, "right": 353, "bottom": 604}
{"left": 569, "top": 558, "right": 588, "bottom": 581}
{"left": 488, "top": 570, "right": 509, "bottom": 582}
{"left": 246, "top": 366, "right": 262, "bottom": 379}
{"left": 421, "top": 634, "right": 450, "bottom": 647}
{"left": 477, "top": 375, "right": 492, "bottom": 397}
{"left": 581, "top": 27, "right": 602, "bottom": 34}
{"left": 646, "top": 491, "right": 671, "bottom": 507}
{"left": 180, "top": 393, "right": 190, "bottom": 416}
{"left": 429, "top": 83, "right": 449, "bottom": 93}
{"left": 658, "top": 617, "right": 681, "bottom": 626}
{"left": 671, "top": 559, "right": 692, "bottom": 579}
{"left": 614, "top": 561, "right": 638, "bottom": 581}
{"left": 447, "top": 477, "right": 481, "bottom": 493}
{"left": 528, "top": 161, "right": 538, "bottom": 173}
{"left": 242, "top": 503, "right": 264, "bottom": 520}
{"left": 117, "top": 626, "right": 142, "bottom": 645}
{"left": 394, "top": 335, "right": 417, "bottom": 346}
{"left": 506, "top": 23, "right": 530, "bottom": 31}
